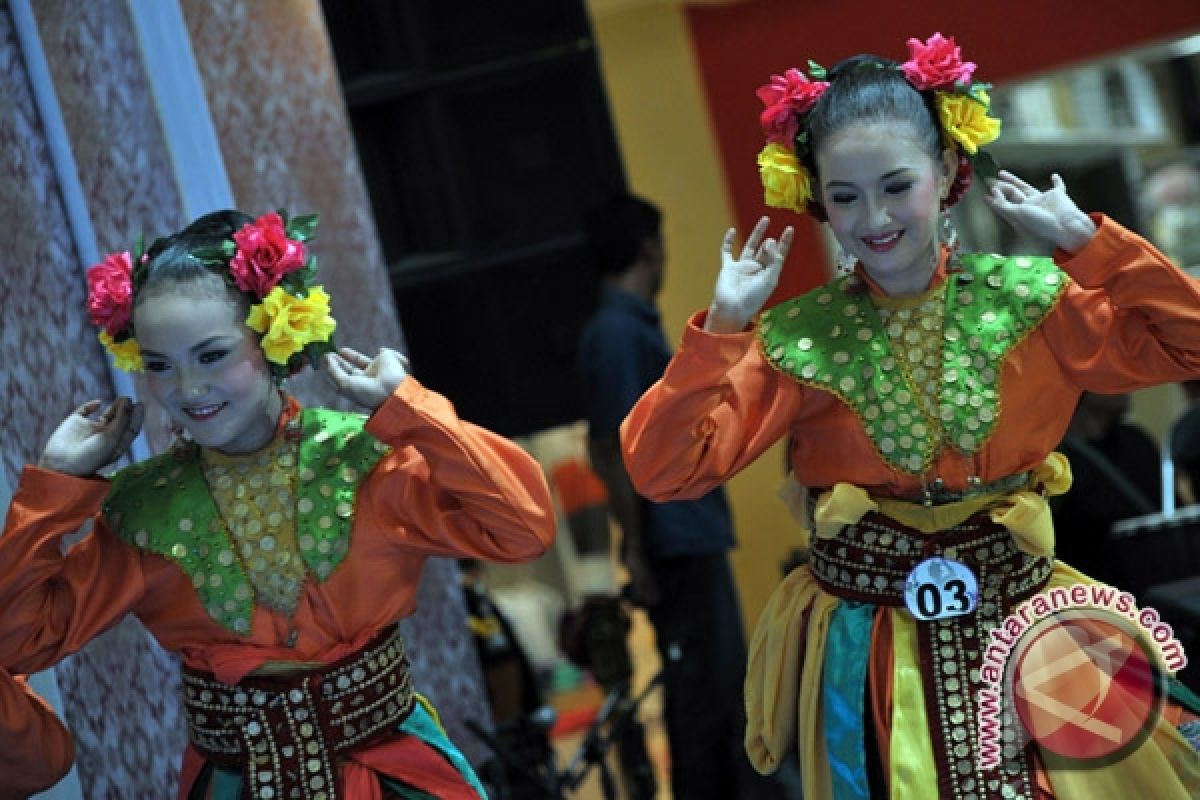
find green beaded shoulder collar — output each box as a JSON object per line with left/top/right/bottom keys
{"left": 103, "top": 407, "right": 390, "bottom": 634}
{"left": 757, "top": 253, "right": 1068, "bottom": 475}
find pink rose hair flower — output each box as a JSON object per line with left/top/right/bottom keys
{"left": 901, "top": 32, "right": 976, "bottom": 91}
{"left": 229, "top": 212, "right": 307, "bottom": 298}
{"left": 757, "top": 68, "right": 830, "bottom": 145}
{"left": 86, "top": 251, "right": 135, "bottom": 336}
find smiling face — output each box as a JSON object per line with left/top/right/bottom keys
{"left": 134, "top": 275, "right": 282, "bottom": 455}
{"left": 815, "top": 120, "right": 956, "bottom": 295}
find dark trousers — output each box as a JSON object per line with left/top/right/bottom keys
{"left": 648, "top": 552, "right": 790, "bottom": 799}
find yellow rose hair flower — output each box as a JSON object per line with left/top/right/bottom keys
{"left": 757, "top": 143, "right": 813, "bottom": 214}
{"left": 246, "top": 285, "right": 337, "bottom": 366}
{"left": 936, "top": 92, "right": 1001, "bottom": 155}
{"left": 98, "top": 331, "right": 144, "bottom": 372}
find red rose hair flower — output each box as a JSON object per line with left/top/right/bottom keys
{"left": 229, "top": 212, "right": 307, "bottom": 298}
{"left": 757, "top": 68, "right": 830, "bottom": 145}
{"left": 900, "top": 32, "right": 976, "bottom": 91}
{"left": 86, "top": 251, "right": 135, "bottom": 336}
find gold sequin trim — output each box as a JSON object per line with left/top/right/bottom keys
{"left": 203, "top": 436, "right": 307, "bottom": 617}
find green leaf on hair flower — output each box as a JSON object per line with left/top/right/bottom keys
{"left": 967, "top": 82, "right": 993, "bottom": 105}
{"left": 972, "top": 151, "right": 1000, "bottom": 183}
{"left": 286, "top": 213, "right": 319, "bottom": 242}
{"left": 131, "top": 233, "right": 149, "bottom": 284}
{"left": 807, "top": 60, "right": 826, "bottom": 80}
{"left": 287, "top": 256, "right": 318, "bottom": 289}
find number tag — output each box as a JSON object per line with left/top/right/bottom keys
{"left": 904, "top": 557, "right": 979, "bottom": 621}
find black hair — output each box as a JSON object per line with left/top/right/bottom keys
{"left": 584, "top": 193, "right": 663, "bottom": 277}
{"left": 136, "top": 210, "right": 254, "bottom": 302}
{"left": 801, "top": 55, "right": 950, "bottom": 219}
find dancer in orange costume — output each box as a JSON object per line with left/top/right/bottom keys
{"left": 0, "top": 210, "right": 555, "bottom": 798}
{"left": 621, "top": 33, "right": 1200, "bottom": 799}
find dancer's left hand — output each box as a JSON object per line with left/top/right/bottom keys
{"left": 324, "top": 347, "right": 410, "bottom": 410}
{"left": 986, "top": 171, "right": 1096, "bottom": 254}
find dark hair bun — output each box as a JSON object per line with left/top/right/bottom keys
{"left": 181, "top": 210, "right": 253, "bottom": 240}
{"left": 825, "top": 54, "right": 899, "bottom": 81}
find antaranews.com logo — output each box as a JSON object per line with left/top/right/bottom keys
{"left": 977, "top": 583, "right": 1185, "bottom": 767}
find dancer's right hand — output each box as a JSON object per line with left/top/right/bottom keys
{"left": 39, "top": 397, "right": 143, "bottom": 476}
{"left": 706, "top": 216, "right": 793, "bottom": 334}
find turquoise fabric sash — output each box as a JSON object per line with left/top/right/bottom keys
{"left": 822, "top": 601, "right": 876, "bottom": 800}
{"left": 397, "top": 702, "right": 487, "bottom": 798}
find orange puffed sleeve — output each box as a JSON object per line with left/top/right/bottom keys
{"left": 0, "top": 467, "right": 149, "bottom": 674}
{"left": 0, "top": 671, "right": 74, "bottom": 799}
{"left": 1044, "top": 214, "right": 1200, "bottom": 391}
{"left": 620, "top": 310, "right": 806, "bottom": 503}
{"left": 359, "top": 376, "right": 556, "bottom": 562}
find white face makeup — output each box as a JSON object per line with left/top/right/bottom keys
{"left": 816, "top": 120, "right": 954, "bottom": 295}
{"left": 134, "top": 280, "right": 281, "bottom": 455}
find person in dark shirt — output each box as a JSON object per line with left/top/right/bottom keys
{"left": 1052, "top": 391, "right": 1162, "bottom": 586}
{"left": 578, "top": 193, "right": 781, "bottom": 800}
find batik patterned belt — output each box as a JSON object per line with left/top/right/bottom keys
{"left": 810, "top": 512, "right": 1054, "bottom": 800}
{"left": 182, "top": 626, "right": 415, "bottom": 800}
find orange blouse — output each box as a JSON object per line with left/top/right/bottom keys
{"left": 0, "top": 376, "right": 555, "bottom": 791}
{"left": 0, "top": 671, "right": 74, "bottom": 800}
{"left": 622, "top": 215, "right": 1200, "bottom": 500}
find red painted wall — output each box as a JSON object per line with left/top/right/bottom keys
{"left": 686, "top": 0, "right": 1200, "bottom": 301}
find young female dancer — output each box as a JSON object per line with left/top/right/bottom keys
{"left": 0, "top": 210, "right": 555, "bottom": 798}
{"left": 622, "top": 33, "right": 1200, "bottom": 799}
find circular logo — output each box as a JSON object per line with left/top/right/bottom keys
{"left": 1009, "top": 610, "right": 1164, "bottom": 762}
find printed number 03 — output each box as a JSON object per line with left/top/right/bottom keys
{"left": 914, "top": 578, "right": 970, "bottom": 618}
{"left": 904, "top": 558, "right": 978, "bottom": 621}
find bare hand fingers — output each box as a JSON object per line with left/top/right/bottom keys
{"left": 377, "top": 348, "right": 411, "bottom": 374}
{"left": 982, "top": 187, "right": 1014, "bottom": 213}
{"left": 775, "top": 226, "right": 795, "bottom": 262}
{"left": 337, "top": 347, "right": 371, "bottom": 368}
{"left": 1050, "top": 173, "right": 1067, "bottom": 193}
{"left": 113, "top": 403, "right": 144, "bottom": 455}
{"left": 991, "top": 181, "right": 1027, "bottom": 205}
{"left": 323, "top": 351, "right": 352, "bottom": 384}
{"left": 74, "top": 399, "right": 103, "bottom": 419}
{"left": 740, "top": 216, "right": 770, "bottom": 259}
{"left": 997, "top": 171, "right": 1036, "bottom": 195}
{"left": 96, "top": 400, "right": 118, "bottom": 426}
{"left": 720, "top": 227, "right": 737, "bottom": 258}
{"left": 754, "top": 237, "right": 777, "bottom": 265}
{"left": 97, "top": 397, "right": 132, "bottom": 429}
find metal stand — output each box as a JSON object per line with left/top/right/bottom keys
{"left": 468, "top": 669, "right": 663, "bottom": 800}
